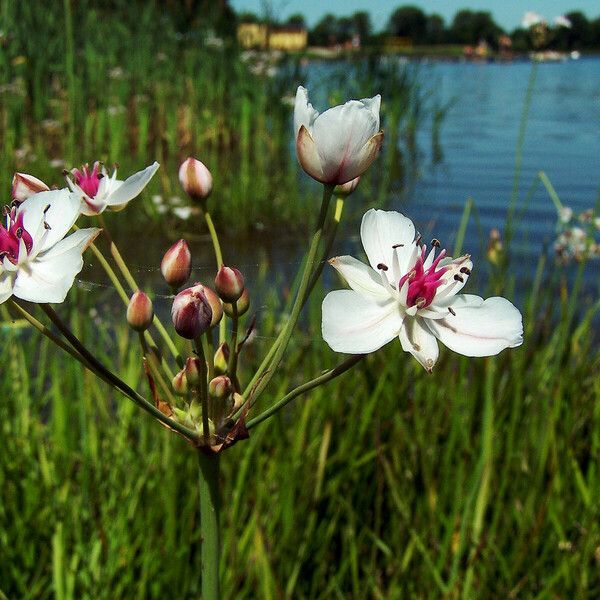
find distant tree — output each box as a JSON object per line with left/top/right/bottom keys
{"left": 238, "top": 11, "right": 260, "bottom": 24}
{"left": 564, "top": 11, "right": 590, "bottom": 47}
{"left": 388, "top": 5, "right": 427, "bottom": 43}
{"left": 425, "top": 13, "right": 446, "bottom": 44}
{"left": 510, "top": 28, "right": 530, "bottom": 52}
{"left": 285, "top": 13, "right": 306, "bottom": 29}
{"left": 351, "top": 11, "right": 373, "bottom": 43}
{"left": 590, "top": 17, "right": 600, "bottom": 48}
{"left": 310, "top": 13, "right": 338, "bottom": 46}
{"left": 450, "top": 10, "right": 503, "bottom": 45}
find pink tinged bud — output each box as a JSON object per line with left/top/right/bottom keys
{"left": 11, "top": 173, "right": 50, "bottom": 203}
{"left": 126, "top": 290, "right": 154, "bottom": 331}
{"left": 334, "top": 176, "right": 360, "bottom": 197}
{"left": 161, "top": 239, "right": 192, "bottom": 288}
{"left": 223, "top": 287, "right": 250, "bottom": 317}
{"left": 178, "top": 157, "right": 213, "bottom": 201}
{"left": 208, "top": 375, "right": 232, "bottom": 400}
{"left": 215, "top": 266, "right": 245, "bottom": 303}
{"left": 213, "top": 343, "right": 230, "bottom": 375}
{"left": 203, "top": 286, "right": 223, "bottom": 327}
{"left": 172, "top": 369, "right": 188, "bottom": 396}
{"left": 185, "top": 356, "right": 203, "bottom": 387}
{"left": 171, "top": 284, "right": 213, "bottom": 339}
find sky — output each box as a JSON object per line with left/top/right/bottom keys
{"left": 229, "top": 0, "right": 598, "bottom": 31}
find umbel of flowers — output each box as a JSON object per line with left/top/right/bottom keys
{"left": 4, "top": 86, "right": 522, "bottom": 600}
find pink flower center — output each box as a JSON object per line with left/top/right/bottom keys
{"left": 399, "top": 245, "right": 447, "bottom": 308}
{"left": 72, "top": 162, "right": 102, "bottom": 198}
{"left": 0, "top": 208, "right": 33, "bottom": 264}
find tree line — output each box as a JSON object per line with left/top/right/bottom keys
{"left": 239, "top": 6, "right": 600, "bottom": 50}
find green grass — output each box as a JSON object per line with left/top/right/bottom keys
{"left": 1, "top": 248, "right": 599, "bottom": 598}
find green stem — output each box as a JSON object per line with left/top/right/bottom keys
{"left": 539, "top": 171, "right": 564, "bottom": 212}
{"left": 195, "top": 336, "right": 210, "bottom": 443}
{"left": 247, "top": 354, "right": 364, "bottom": 429}
{"left": 96, "top": 215, "right": 183, "bottom": 367}
{"left": 242, "top": 184, "right": 334, "bottom": 401}
{"left": 202, "top": 334, "right": 214, "bottom": 381}
{"left": 197, "top": 452, "right": 221, "bottom": 600}
{"left": 227, "top": 303, "right": 239, "bottom": 383}
{"left": 40, "top": 304, "right": 200, "bottom": 442}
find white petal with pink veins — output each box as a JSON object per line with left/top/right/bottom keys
{"left": 328, "top": 255, "right": 390, "bottom": 301}
{"left": 426, "top": 294, "right": 523, "bottom": 357}
{"left": 105, "top": 162, "right": 159, "bottom": 210}
{"left": 399, "top": 316, "right": 439, "bottom": 372}
{"left": 360, "top": 209, "right": 416, "bottom": 280}
{"left": 322, "top": 290, "right": 403, "bottom": 354}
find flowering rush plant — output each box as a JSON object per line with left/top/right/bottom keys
{"left": 6, "top": 86, "right": 522, "bottom": 599}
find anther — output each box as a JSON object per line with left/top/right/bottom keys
{"left": 62, "top": 169, "right": 70, "bottom": 176}
{"left": 15, "top": 227, "right": 23, "bottom": 238}
{"left": 44, "top": 222, "right": 51, "bottom": 230}
{"left": 431, "top": 238, "right": 440, "bottom": 247}
{"left": 377, "top": 263, "right": 388, "bottom": 271}
{"left": 98, "top": 173, "right": 104, "bottom": 180}
{"left": 448, "top": 307, "right": 456, "bottom": 316}
{"left": 43, "top": 204, "right": 51, "bottom": 214}
{"left": 453, "top": 274, "right": 464, "bottom": 282}
{"left": 392, "top": 243, "right": 404, "bottom": 249}
{"left": 415, "top": 234, "right": 422, "bottom": 245}
{"left": 460, "top": 267, "right": 471, "bottom": 275}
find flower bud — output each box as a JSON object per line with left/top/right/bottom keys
{"left": 12, "top": 172, "right": 50, "bottom": 203}
{"left": 172, "top": 369, "right": 188, "bottom": 395}
{"left": 171, "top": 284, "right": 213, "bottom": 339}
{"left": 223, "top": 288, "right": 250, "bottom": 317}
{"left": 208, "top": 375, "right": 232, "bottom": 400}
{"left": 203, "top": 286, "right": 223, "bottom": 327}
{"left": 334, "top": 176, "right": 360, "bottom": 197}
{"left": 215, "top": 266, "right": 245, "bottom": 303}
{"left": 161, "top": 239, "right": 192, "bottom": 288}
{"left": 213, "top": 343, "right": 230, "bottom": 375}
{"left": 185, "top": 356, "right": 203, "bottom": 387}
{"left": 178, "top": 157, "right": 213, "bottom": 201}
{"left": 126, "top": 290, "right": 154, "bottom": 331}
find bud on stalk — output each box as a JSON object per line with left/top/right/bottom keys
{"left": 223, "top": 287, "right": 250, "bottom": 317}
{"left": 213, "top": 343, "right": 230, "bottom": 375}
{"left": 127, "top": 290, "right": 154, "bottom": 331}
{"left": 215, "top": 266, "right": 245, "bottom": 303}
{"left": 171, "top": 284, "right": 213, "bottom": 339}
{"left": 178, "top": 157, "right": 213, "bottom": 202}
{"left": 172, "top": 369, "right": 188, "bottom": 395}
{"left": 203, "top": 286, "right": 223, "bottom": 327}
{"left": 333, "top": 176, "right": 360, "bottom": 197}
{"left": 208, "top": 375, "right": 232, "bottom": 400}
{"left": 12, "top": 172, "right": 50, "bottom": 203}
{"left": 161, "top": 239, "right": 192, "bottom": 289}
{"left": 185, "top": 356, "right": 203, "bottom": 387}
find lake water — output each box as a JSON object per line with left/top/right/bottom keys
{"left": 407, "top": 57, "right": 600, "bottom": 278}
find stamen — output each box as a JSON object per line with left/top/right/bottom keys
{"left": 431, "top": 238, "right": 440, "bottom": 247}
{"left": 415, "top": 297, "right": 426, "bottom": 308}
{"left": 415, "top": 233, "right": 422, "bottom": 245}
{"left": 15, "top": 227, "right": 23, "bottom": 238}
{"left": 392, "top": 243, "right": 404, "bottom": 249}
{"left": 44, "top": 222, "right": 52, "bottom": 230}
{"left": 460, "top": 267, "right": 471, "bottom": 275}
{"left": 454, "top": 274, "right": 464, "bottom": 283}
{"left": 43, "top": 204, "right": 51, "bottom": 214}
{"left": 448, "top": 307, "right": 456, "bottom": 316}
{"left": 377, "top": 263, "right": 388, "bottom": 271}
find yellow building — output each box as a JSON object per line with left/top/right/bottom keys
{"left": 237, "top": 23, "right": 307, "bottom": 51}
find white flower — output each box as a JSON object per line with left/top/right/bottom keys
{"left": 558, "top": 206, "right": 573, "bottom": 223}
{"left": 0, "top": 190, "right": 100, "bottom": 304}
{"left": 66, "top": 161, "right": 159, "bottom": 216}
{"left": 294, "top": 86, "right": 383, "bottom": 185}
{"left": 322, "top": 209, "right": 523, "bottom": 371}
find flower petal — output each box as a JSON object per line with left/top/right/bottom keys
{"left": 296, "top": 126, "right": 325, "bottom": 182}
{"left": 322, "top": 290, "right": 403, "bottom": 354}
{"left": 399, "top": 316, "right": 439, "bottom": 372}
{"left": 21, "top": 189, "right": 80, "bottom": 255}
{"left": 105, "top": 162, "right": 159, "bottom": 210}
{"left": 311, "top": 101, "right": 379, "bottom": 184}
{"left": 360, "top": 209, "right": 416, "bottom": 280}
{"left": 13, "top": 228, "right": 100, "bottom": 303}
{"left": 329, "top": 255, "right": 390, "bottom": 301}
{"left": 426, "top": 294, "right": 523, "bottom": 357}
{"left": 337, "top": 130, "right": 384, "bottom": 184}
{"left": 0, "top": 271, "right": 15, "bottom": 304}
{"left": 293, "top": 86, "right": 319, "bottom": 136}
